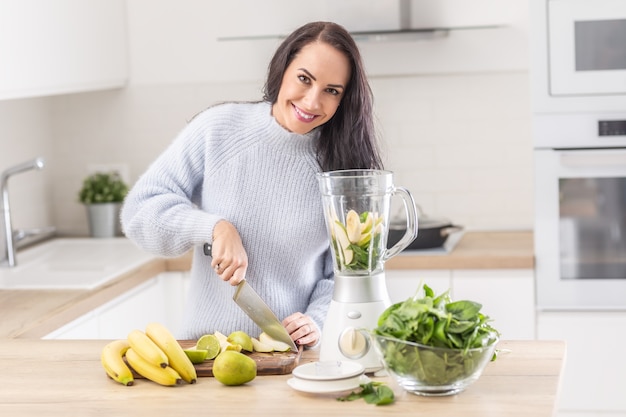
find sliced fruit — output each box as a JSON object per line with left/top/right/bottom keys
{"left": 214, "top": 331, "right": 232, "bottom": 353}
{"left": 227, "top": 331, "right": 254, "bottom": 352}
{"left": 333, "top": 221, "right": 351, "bottom": 250}
{"left": 225, "top": 343, "right": 242, "bottom": 352}
{"left": 195, "top": 334, "right": 221, "bottom": 360}
{"left": 342, "top": 247, "right": 354, "bottom": 265}
{"left": 259, "top": 332, "right": 292, "bottom": 352}
{"left": 357, "top": 233, "right": 372, "bottom": 247}
{"left": 345, "top": 209, "right": 362, "bottom": 243}
{"left": 360, "top": 211, "right": 373, "bottom": 234}
{"left": 251, "top": 337, "right": 273, "bottom": 353}
{"left": 183, "top": 348, "right": 209, "bottom": 364}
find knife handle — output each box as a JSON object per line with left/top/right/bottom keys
{"left": 203, "top": 243, "right": 212, "bottom": 256}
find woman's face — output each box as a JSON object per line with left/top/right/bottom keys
{"left": 272, "top": 41, "right": 351, "bottom": 135}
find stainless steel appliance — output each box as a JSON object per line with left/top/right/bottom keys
{"left": 317, "top": 169, "right": 418, "bottom": 372}
{"left": 531, "top": 0, "right": 626, "bottom": 310}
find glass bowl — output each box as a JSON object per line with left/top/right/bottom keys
{"left": 372, "top": 334, "right": 498, "bottom": 396}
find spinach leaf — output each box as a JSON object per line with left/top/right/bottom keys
{"left": 337, "top": 382, "right": 395, "bottom": 406}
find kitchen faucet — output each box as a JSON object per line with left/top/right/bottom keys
{"left": 1, "top": 157, "right": 53, "bottom": 267}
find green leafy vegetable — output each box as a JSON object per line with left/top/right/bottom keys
{"left": 372, "top": 283, "right": 500, "bottom": 386}
{"left": 336, "top": 382, "right": 395, "bottom": 406}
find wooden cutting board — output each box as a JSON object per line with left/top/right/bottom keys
{"left": 132, "top": 340, "right": 303, "bottom": 378}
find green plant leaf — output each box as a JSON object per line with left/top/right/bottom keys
{"left": 336, "top": 382, "right": 395, "bottom": 406}
{"left": 78, "top": 172, "right": 129, "bottom": 204}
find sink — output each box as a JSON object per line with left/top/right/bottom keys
{"left": 0, "top": 238, "right": 156, "bottom": 290}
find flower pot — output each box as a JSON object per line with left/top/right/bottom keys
{"left": 86, "top": 203, "right": 122, "bottom": 238}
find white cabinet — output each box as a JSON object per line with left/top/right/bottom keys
{"left": 44, "top": 272, "right": 190, "bottom": 340}
{"left": 385, "top": 268, "right": 535, "bottom": 340}
{"left": 452, "top": 269, "right": 535, "bottom": 340}
{"left": 385, "top": 269, "right": 452, "bottom": 303}
{"left": 47, "top": 311, "right": 99, "bottom": 340}
{"left": 537, "top": 311, "right": 626, "bottom": 417}
{"left": 0, "top": 0, "right": 128, "bottom": 100}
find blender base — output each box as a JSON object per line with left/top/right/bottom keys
{"left": 319, "top": 299, "right": 389, "bottom": 373}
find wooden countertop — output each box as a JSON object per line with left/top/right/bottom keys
{"left": 386, "top": 231, "right": 534, "bottom": 270}
{"left": 0, "top": 231, "right": 533, "bottom": 340}
{"left": 0, "top": 339, "right": 564, "bottom": 417}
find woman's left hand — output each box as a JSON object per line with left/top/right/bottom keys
{"left": 282, "top": 312, "right": 319, "bottom": 348}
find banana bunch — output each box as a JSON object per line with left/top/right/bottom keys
{"left": 101, "top": 322, "right": 197, "bottom": 387}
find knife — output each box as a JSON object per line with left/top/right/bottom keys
{"left": 203, "top": 243, "right": 298, "bottom": 352}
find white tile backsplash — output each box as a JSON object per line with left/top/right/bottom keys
{"left": 371, "top": 72, "right": 533, "bottom": 230}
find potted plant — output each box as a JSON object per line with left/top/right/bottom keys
{"left": 78, "top": 171, "right": 129, "bottom": 238}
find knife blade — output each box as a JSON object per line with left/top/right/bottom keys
{"left": 203, "top": 243, "right": 297, "bottom": 352}
{"left": 232, "top": 280, "right": 298, "bottom": 352}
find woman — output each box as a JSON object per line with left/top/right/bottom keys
{"left": 121, "top": 21, "right": 383, "bottom": 348}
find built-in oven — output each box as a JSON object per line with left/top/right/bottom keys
{"left": 535, "top": 146, "right": 626, "bottom": 310}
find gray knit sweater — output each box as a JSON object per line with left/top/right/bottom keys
{"left": 121, "top": 101, "right": 334, "bottom": 339}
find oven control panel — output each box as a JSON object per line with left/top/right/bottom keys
{"left": 599, "top": 120, "right": 626, "bottom": 136}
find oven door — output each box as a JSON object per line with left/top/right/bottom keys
{"left": 548, "top": 0, "right": 626, "bottom": 96}
{"left": 535, "top": 148, "right": 626, "bottom": 310}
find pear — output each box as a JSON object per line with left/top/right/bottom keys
{"left": 214, "top": 330, "right": 235, "bottom": 353}
{"left": 259, "top": 332, "right": 292, "bottom": 352}
{"left": 227, "top": 331, "right": 254, "bottom": 352}
{"left": 251, "top": 337, "right": 273, "bottom": 353}
{"left": 212, "top": 351, "right": 257, "bottom": 386}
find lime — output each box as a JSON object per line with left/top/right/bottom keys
{"left": 183, "top": 348, "right": 208, "bottom": 364}
{"left": 227, "top": 331, "right": 254, "bottom": 352}
{"left": 195, "top": 334, "right": 221, "bottom": 360}
{"left": 212, "top": 351, "right": 257, "bottom": 386}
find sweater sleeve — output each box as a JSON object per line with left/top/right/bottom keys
{"left": 120, "top": 115, "right": 223, "bottom": 257}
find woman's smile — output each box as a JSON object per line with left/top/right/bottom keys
{"left": 293, "top": 104, "right": 317, "bottom": 122}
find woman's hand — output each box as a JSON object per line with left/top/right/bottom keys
{"left": 210, "top": 220, "right": 248, "bottom": 286}
{"left": 283, "top": 312, "right": 320, "bottom": 348}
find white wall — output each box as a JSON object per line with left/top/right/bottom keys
{"left": 0, "top": 97, "right": 54, "bottom": 232}
{"left": 0, "top": 0, "right": 532, "bottom": 236}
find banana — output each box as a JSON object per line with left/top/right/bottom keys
{"left": 101, "top": 339, "right": 134, "bottom": 386}
{"left": 127, "top": 329, "right": 168, "bottom": 368}
{"left": 125, "top": 348, "right": 182, "bottom": 386}
{"left": 145, "top": 322, "right": 197, "bottom": 384}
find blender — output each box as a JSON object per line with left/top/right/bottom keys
{"left": 317, "top": 169, "right": 418, "bottom": 372}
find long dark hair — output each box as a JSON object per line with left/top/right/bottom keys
{"left": 263, "top": 21, "right": 383, "bottom": 171}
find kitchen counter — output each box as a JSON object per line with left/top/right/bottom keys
{"left": 0, "top": 231, "right": 533, "bottom": 339}
{"left": 386, "top": 230, "right": 534, "bottom": 270}
{"left": 0, "top": 339, "right": 564, "bottom": 417}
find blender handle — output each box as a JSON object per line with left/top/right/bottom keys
{"left": 383, "top": 186, "right": 418, "bottom": 261}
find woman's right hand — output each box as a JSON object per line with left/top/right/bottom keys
{"left": 210, "top": 220, "right": 248, "bottom": 286}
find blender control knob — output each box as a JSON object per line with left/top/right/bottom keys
{"left": 338, "top": 327, "right": 370, "bottom": 359}
{"left": 347, "top": 311, "right": 361, "bottom": 319}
